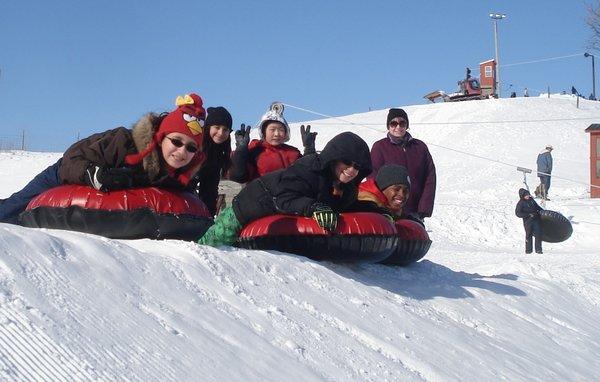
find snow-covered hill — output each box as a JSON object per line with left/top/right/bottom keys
{"left": 1, "top": 96, "right": 600, "bottom": 381}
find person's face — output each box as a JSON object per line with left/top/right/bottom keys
{"left": 388, "top": 117, "right": 408, "bottom": 138}
{"left": 160, "top": 132, "right": 198, "bottom": 169}
{"left": 382, "top": 184, "right": 409, "bottom": 213}
{"left": 524, "top": 194, "right": 532, "bottom": 200}
{"left": 264, "top": 122, "right": 287, "bottom": 146}
{"left": 333, "top": 160, "right": 360, "bottom": 183}
{"left": 209, "top": 124, "right": 230, "bottom": 145}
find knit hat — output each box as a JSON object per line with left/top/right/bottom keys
{"left": 387, "top": 108, "right": 409, "bottom": 128}
{"left": 205, "top": 106, "right": 232, "bottom": 131}
{"left": 125, "top": 93, "right": 206, "bottom": 174}
{"left": 545, "top": 144, "right": 553, "bottom": 151}
{"left": 259, "top": 102, "right": 290, "bottom": 142}
{"left": 375, "top": 164, "right": 411, "bottom": 191}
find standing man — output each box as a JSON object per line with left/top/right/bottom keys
{"left": 369, "top": 108, "right": 436, "bottom": 222}
{"left": 536, "top": 145, "right": 553, "bottom": 200}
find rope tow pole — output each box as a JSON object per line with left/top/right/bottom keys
{"left": 281, "top": 102, "right": 600, "bottom": 190}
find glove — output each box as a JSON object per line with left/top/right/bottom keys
{"left": 311, "top": 203, "right": 338, "bottom": 231}
{"left": 381, "top": 213, "right": 395, "bottom": 223}
{"left": 235, "top": 124, "right": 251, "bottom": 149}
{"left": 300, "top": 125, "right": 317, "bottom": 155}
{"left": 407, "top": 212, "right": 425, "bottom": 227}
{"left": 86, "top": 165, "right": 134, "bottom": 192}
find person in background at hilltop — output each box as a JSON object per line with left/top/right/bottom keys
{"left": 515, "top": 188, "right": 544, "bottom": 254}
{"left": 198, "top": 132, "right": 371, "bottom": 247}
{"left": 369, "top": 108, "right": 436, "bottom": 223}
{"left": 0, "top": 93, "right": 210, "bottom": 224}
{"left": 228, "top": 103, "right": 316, "bottom": 184}
{"left": 535, "top": 145, "right": 553, "bottom": 201}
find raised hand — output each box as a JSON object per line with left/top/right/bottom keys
{"left": 235, "top": 123, "right": 251, "bottom": 149}
{"left": 300, "top": 124, "right": 317, "bottom": 155}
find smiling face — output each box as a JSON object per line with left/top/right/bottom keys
{"left": 382, "top": 184, "right": 409, "bottom": 213}
{"left": 209, "top": 124, "right": 231, "bottom": 145}
{"left": 160, "top": 132, "right": 198, "bottom": 169}
{"left": 333, "top": 160, "right": 360, "bottom": 184}
{"left": 263, "top": 122, "right": 287, "bottom": 146}
{"left": 388, "top": 117, "right": 408, "bottom": 139}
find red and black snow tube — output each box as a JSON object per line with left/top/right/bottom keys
{"left": 539, "top": 210, "right": 572, "bottom": 243}
{"left": 19, "top": 185, "right": 213, "bottom": 241}
{"left": 380, "top": 219, "right": 432, "bottom": 266}
{"left": 237, "top": 212, "right": 398, "bottom": 263}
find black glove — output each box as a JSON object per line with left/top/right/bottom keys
{"left": 407, "top": 212, "right": 425, "bottom": 227}
{"left": 300, "top": 125, "right": 317, "bottom": 155}
{"left": 311, "top": 203, "right": 338, "bottom": 231}
{"left": 86, "top": 165, "right": 134, "bottom": 192}
{"left": 235, "top": 124, "right": 251, "bottom": 149}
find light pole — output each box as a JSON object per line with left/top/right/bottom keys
{"left": 584, "top": 52, "right": 596, "bottom": 100}
{"left": 490, "top": 13, "right": 506, "bottom": 98}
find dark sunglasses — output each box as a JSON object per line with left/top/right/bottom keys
{"left": 341, "top": 159, "right": 362, "bottom": 170}
{"left": 166, "top": 137, "right": 198, "bottom": 153}
{"left": 389, "top": 120, "right": 407, "bottom": 129}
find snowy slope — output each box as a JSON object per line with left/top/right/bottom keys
{"left": 1, "top": 96, "right": 600, "bottom": 381}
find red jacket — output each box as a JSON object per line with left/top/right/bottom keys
{"left": 229, "top": 139, "right": 301, "bottom": 183}
{"left": 358, "top": 178, "right": 389, "bottom": 208}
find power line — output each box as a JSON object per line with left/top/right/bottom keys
{"left": 501, "top": 53, "right": 585, "bottom": 68}
{"left": 283, "top": 102, "right": 600, "bottom": 190}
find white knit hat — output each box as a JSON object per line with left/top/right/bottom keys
{"left": 259, "top": 102, "right": 290, "bottom": 142}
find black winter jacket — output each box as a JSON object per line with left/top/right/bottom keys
{"left": 232, "top": 132, "right": 372, "bottom": 226}
{"left": 515, "top": 188, "right": 543, "bottom": 230}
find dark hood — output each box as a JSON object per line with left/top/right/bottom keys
{"left": 519, "top": 188, "right": 530, "bottom": 199}
{"left": 318, "top": 131, "right": 372, "bottom": 181}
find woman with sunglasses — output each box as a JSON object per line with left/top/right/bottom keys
{"left": 198, "top": 131, "right": 372, "bottom": 247}
{"left": 369, "top": 108, "right": 436, "bottom": 223}
{"left": 0, "top": 93, "right": 208, "bottom": 224}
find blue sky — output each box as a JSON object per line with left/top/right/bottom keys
{"left": 0, "top": 0, "right": 595, "bottom": 151}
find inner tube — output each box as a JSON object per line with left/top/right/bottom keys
{"left": 237, "top": 212, "right": 398, "bottom": 263}
{"left": 539, "top": 210, "right": 572, "bottom": 243}
{"left": 19, "top": 185, "right": 213, "bottom": 241}
{"left": 379, "top": 219, "right": 432, "bottom": 266}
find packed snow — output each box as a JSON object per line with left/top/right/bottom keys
{"left": 1, "top": 96, "right": 599, "bottom": 381}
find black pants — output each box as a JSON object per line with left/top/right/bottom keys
{"left": 525, "top": 219, "right": 542, "bottom": 253}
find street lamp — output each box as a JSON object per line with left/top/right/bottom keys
{"left": 490, "top": 13, "right": 507, "bottom": 98}
{"left": 584, "top": 52, "right": 596, "bottom": 100}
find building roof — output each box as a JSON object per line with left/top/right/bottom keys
{"left": 585, "top": 123, "right": 600, "bottom": 132}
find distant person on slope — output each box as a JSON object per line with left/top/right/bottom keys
{"left": 535, "top": 145, "right": 553, "bottom": 200}
{"left": 0, "top": 93, "right": 214, "bottom": 224}
{"left": 515, "top": 188, "right": 544, "bottom": 254}
{"left": 369, "top": 108, "right": 436, "bottom": 223}
{"left": 228, "top": 103, "right": 316, "bottom": 184}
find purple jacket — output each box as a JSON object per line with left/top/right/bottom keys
{"left": 369, "top": 132, "right": 436, "bottom": 217}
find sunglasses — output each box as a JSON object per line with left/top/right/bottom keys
{"left": 389, "top": 120, "right": 407, "bottom": 129}
{"left": 341, "top": 159, "right": 362, "bottom": 170}
{"left": 166, "top": 137, "right": 199, "bottom": 153}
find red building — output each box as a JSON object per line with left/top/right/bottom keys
{"left": 584, "top": 123, "right": 600, "bottom": 198}
{"left": 479, "top": 59, "right": 496, "bottom": 97}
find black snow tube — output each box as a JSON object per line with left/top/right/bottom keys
{"left": 538, "top": 210, "right": 572, "bottom": 243}
{"left": 379, "top": 219, "right": 432, "bottom": 266}
{"left": 237, "top": 212, "right": 398, "bottom": 263}
{"left": 19, "top": 185, "right": 213, "bottom": 240}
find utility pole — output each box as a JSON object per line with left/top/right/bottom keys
{"left": 585, "top": 52, "right": 596, "bottom": 100}
{"left": 21, "top": 130, "right": 25, "bottom": 150}
{"left": 490, "top": 13, "right": 507, "bottom": 98}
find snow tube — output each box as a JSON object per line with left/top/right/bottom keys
{"left": 19, "top": 185, "right": 213, "bottom": 241}
{"left": 379, "top": 219, "right": 432, "bottom": 266}
{"left": 237, "top": 212, "right": 398, "bottom": 263}
{"left": 538, "top": 210, "right": 572, "bottom": 243}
